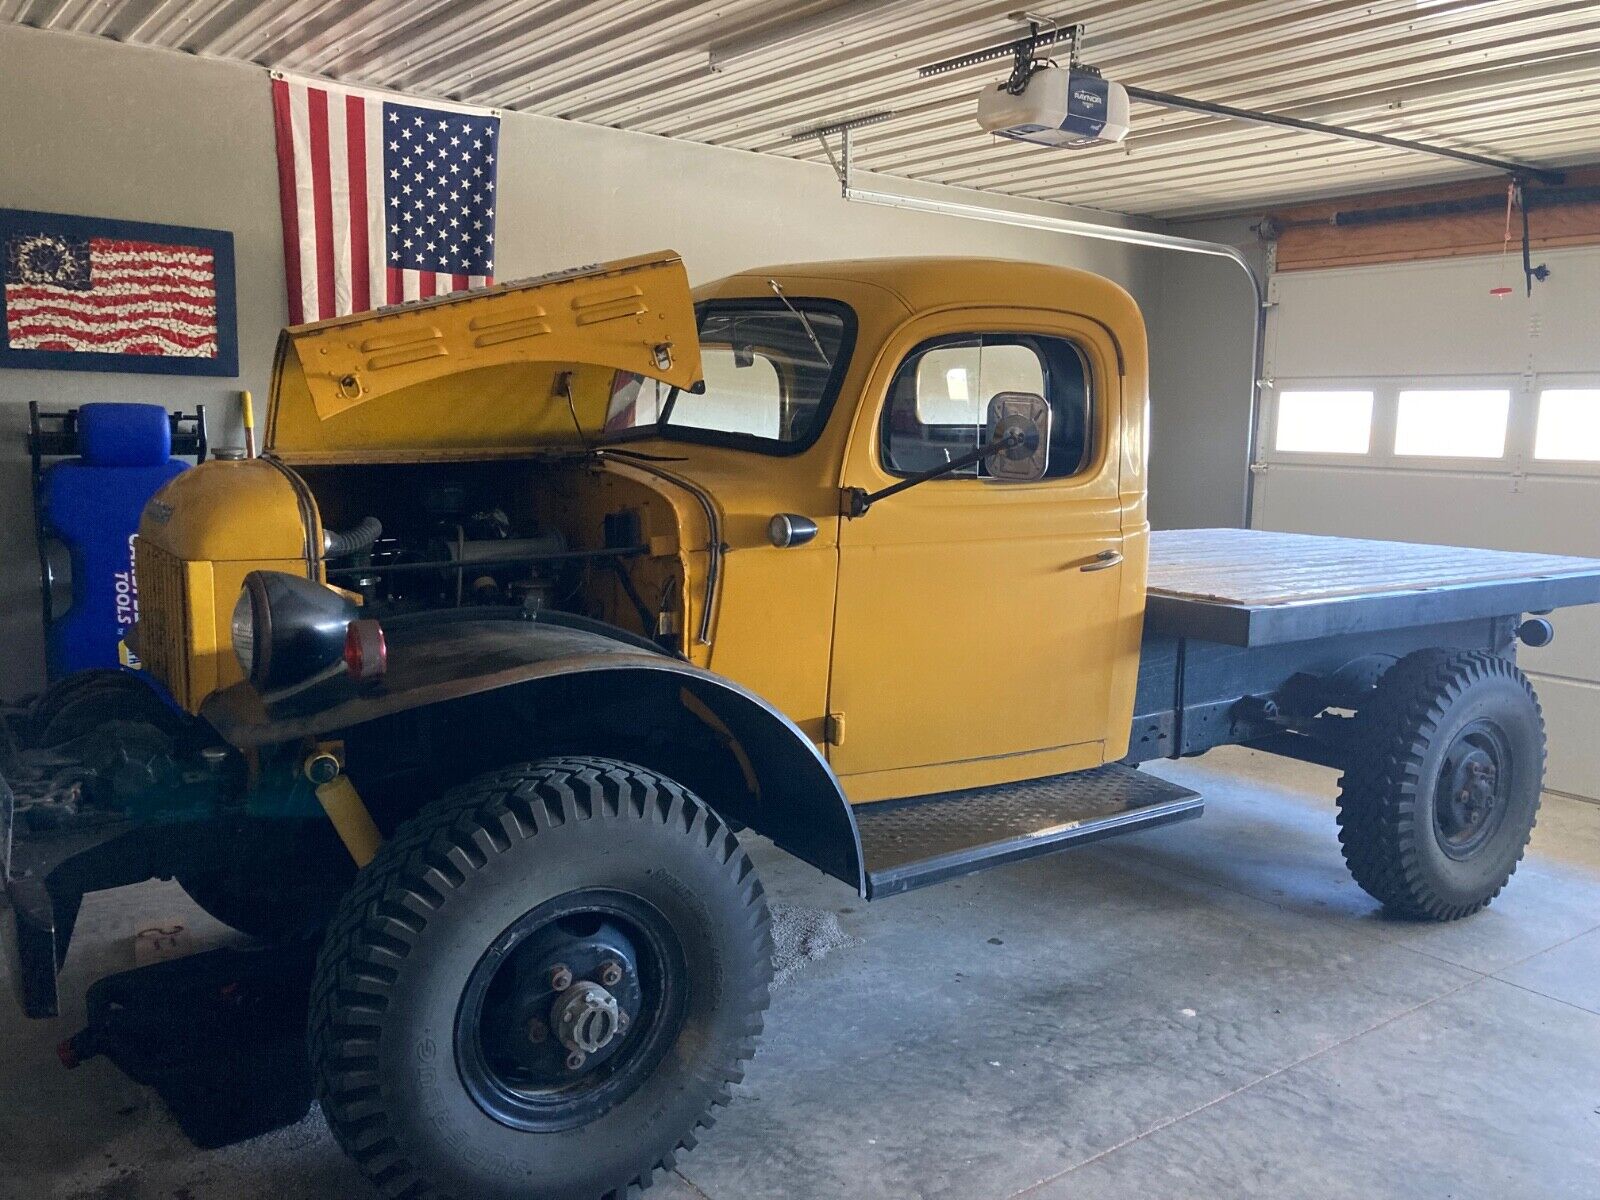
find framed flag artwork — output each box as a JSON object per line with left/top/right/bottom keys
{"left": 0, "top": 208, "right": 238, "bottom": 376}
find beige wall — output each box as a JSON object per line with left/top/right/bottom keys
{"left": 0, "top": 24, "right": 1248, "bottom": 700}
{"left": 1145, "top": 216, "right": 1266, "bottom": 531}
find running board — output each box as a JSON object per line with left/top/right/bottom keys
{"left": 856, "top": 764, "right": 1202, "bottom": 899}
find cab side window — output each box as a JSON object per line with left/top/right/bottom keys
{"left": 880, "top": 333, "right": 1092, "bottom": 479}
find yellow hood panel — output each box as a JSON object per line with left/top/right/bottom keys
{"left": 265, "top": 251, "right": 701, "bottom": 463}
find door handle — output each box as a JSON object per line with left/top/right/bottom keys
{"left": 1080, "top": 549, "right": 1123, "bottom": 572}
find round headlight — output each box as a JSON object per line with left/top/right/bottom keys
{"left": 230, "top": 585, "right": 257, "bottom": 678}
{"left": 234, "top": 571, "right": 368, "bottom": 692}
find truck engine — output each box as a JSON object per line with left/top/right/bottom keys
{"left": 132, "top": 452, "right": 693, "bottom": 716}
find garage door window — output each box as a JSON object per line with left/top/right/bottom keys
{"left": 1394, "top": 389, "right": 1510, "bottom": 458}
{"left": 1274, "top": 389, "right": 1373, "bottom": 454}
{"left": 880, "top": 333, "right": 1091, "bottom": 479}
{"left": 1534, "top": 389, "right": 1600, "bottom": 462}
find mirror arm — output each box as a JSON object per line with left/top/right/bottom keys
{"left": 842, "top": 431, "right": 1022, "bottom": 518}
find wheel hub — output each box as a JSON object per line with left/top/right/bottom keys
{"left": 552, "top": 980, "right": 627, "bottom": 1067}
{"left": 1434, "top": 722, "right": 1511, "bottom": 860}
{"left": 454, "top": 889, "right": 687, "bottom": 1132}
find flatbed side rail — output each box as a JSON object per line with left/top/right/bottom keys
{"left": 1146, "top": 571, "right": 1600, "bottom": 648}
{"left": 1145, "top": 529, "right": 1600, "bottom": 648}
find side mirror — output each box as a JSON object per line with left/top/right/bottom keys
{"left": 984, "top": 392, "right": 1052, "bottom": 481}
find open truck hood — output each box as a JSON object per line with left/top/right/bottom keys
{"left": 264, "top": 251, "right": 701, "bottom": 463}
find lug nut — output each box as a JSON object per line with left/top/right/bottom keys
{"left": 599, "top": 961, "right": 623, "bottom": 987}
{"left": 549, "top": 964, "right": 573, "bottom": 992}
{"left": 565, "top": 1050, "right": 587, "bottom": 1071}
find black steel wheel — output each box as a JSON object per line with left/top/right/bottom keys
{"left": 1337, "top": 649, "right": 1544, "bottom": 921}
{"left": 308, "top": 757, "right": 771, "bottom": 1200}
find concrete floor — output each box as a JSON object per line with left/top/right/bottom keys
{"left": 4, "top": 747, "right": 1599, "bottom": 1200}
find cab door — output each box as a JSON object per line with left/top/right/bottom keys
{"left": 826, "top": 310, "right": 1128, "bottom": 801}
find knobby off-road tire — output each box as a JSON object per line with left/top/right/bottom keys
{"left": 309, "top": 757, "right": 772, "bottom": 1200}
{"left": 29, "top": 668, "right": 186, "bottom": 747}
{"left": 1337, "top": 649, "right": 1544, "bottom": 921}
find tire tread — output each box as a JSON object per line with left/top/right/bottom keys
{"left": 1336, "top": 649, "right": 1543, "bottom": 921}
{"left": 308, "top": 756, "right": 771, "bottom": 1200}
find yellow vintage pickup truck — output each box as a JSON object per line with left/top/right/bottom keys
{"left": 5, "top": 250, "right": 1600, "bottom": 1198}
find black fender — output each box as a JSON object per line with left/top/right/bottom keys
{"left": 202, "top": 613, "right": 866, "bottom": 894}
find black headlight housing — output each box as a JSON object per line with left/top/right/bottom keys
{"left": 232, "top": 571, "right": 385, "bottom": 693}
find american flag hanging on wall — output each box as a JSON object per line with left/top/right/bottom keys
{"left": 270, "top": 72, "right": 500, "bottom": 325}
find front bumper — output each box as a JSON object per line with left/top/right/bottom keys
{"left": 2, "top": 869, "right": 63, "bottom": 1020}
{"left": 2, "top": 769, "right": 52, "bottom": 1018}
{"left": 2, "top": 769, "right": 132, "bottom": 1019}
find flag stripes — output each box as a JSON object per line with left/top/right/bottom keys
{"left": 3, "top": 236, "right": 218, "bottom": 357}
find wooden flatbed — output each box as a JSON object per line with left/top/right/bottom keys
{"left": 1145, "top": 528, "right": 1600, "bottom": 648}
{"left": 1129, "top": 528, "right": 1600, "bottom": 765}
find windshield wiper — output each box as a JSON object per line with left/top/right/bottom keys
{"left": 599, "top": 446, "right": 688, "bottom": 462}
{"left": 767, "top": 279, "right": 832, "bottom": 368}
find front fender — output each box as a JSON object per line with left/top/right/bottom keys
{"left": 202, "top": 612, "right": 865, "bottom": 894}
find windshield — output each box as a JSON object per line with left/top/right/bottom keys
{"left": 604, "top": 298, "right": 854, "bottom": 454}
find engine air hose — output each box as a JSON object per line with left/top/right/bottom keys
{"left": 323, "top": 516, "right": 383, "bottom": 558}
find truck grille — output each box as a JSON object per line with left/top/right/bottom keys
{"left": 134, "top": 539, "right": 190, "bottom": 705}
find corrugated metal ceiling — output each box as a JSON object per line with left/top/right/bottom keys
{"left": 6, "top": 0, "right": 1598, "bottom": 218}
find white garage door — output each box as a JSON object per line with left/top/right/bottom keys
{"left": 1253, "top": 246, "right": 1600, "bottom": 802}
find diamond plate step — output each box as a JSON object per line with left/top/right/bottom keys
{"left": 856, "top": 763, "right": 1202, "bottom": 899}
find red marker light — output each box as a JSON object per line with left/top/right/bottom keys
{"left": 1489, "top": 286, "right": 1514, "bottom": 298}
{"left": 344, "top": 619, "right": 387, "bottom": 681}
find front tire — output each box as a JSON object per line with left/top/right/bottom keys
{"left": 309, "top": 757, "right": 772, "bottom": 1200}
{"left": 1337, "top": 649, "right": 1544, "bottom": 921}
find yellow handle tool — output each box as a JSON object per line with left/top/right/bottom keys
{"left": 241, "top": 389, "right": 256, "bottom": 459}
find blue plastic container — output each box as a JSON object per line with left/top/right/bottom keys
{"left": 39, "top": 403, "right": 188, "bottom": 679}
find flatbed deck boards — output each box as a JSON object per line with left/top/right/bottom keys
{"left": 1145, "top": 528, "right": 1600, "bottom": 647}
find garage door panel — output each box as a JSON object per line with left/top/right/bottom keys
{"left": 1523, "top": 607, "right": 1600, "bottom": 685}
{"left": 1270, "top": 260, "right": 1528, "bottom": 377}
{"left": 1529, "top": 675, "right": 1600, "bottom": 800}
{"left": 1259, "top": 248, "right": 1600, "bottom": 803}
{"left": 1517, "top": 476, "right": 1600, "bottom": 558}
{"left": 1256, "top": 464, "right": 1532, "bottom": 546}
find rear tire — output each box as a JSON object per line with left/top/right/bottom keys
{"left": 1336, "top": 649, "right": 1544, "bottom": 921}
{"left": 30, "top": 668, "right": 184, "bottom": 746}
{"left": 308, "top": 756, "right": 771, "bottom": 1200}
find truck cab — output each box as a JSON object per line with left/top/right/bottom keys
{"left": 128, "top": 251, "right": 1153, "bottom": 811}
{"left": 602, "top": 257, "right": 1149, "bottom": 800}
